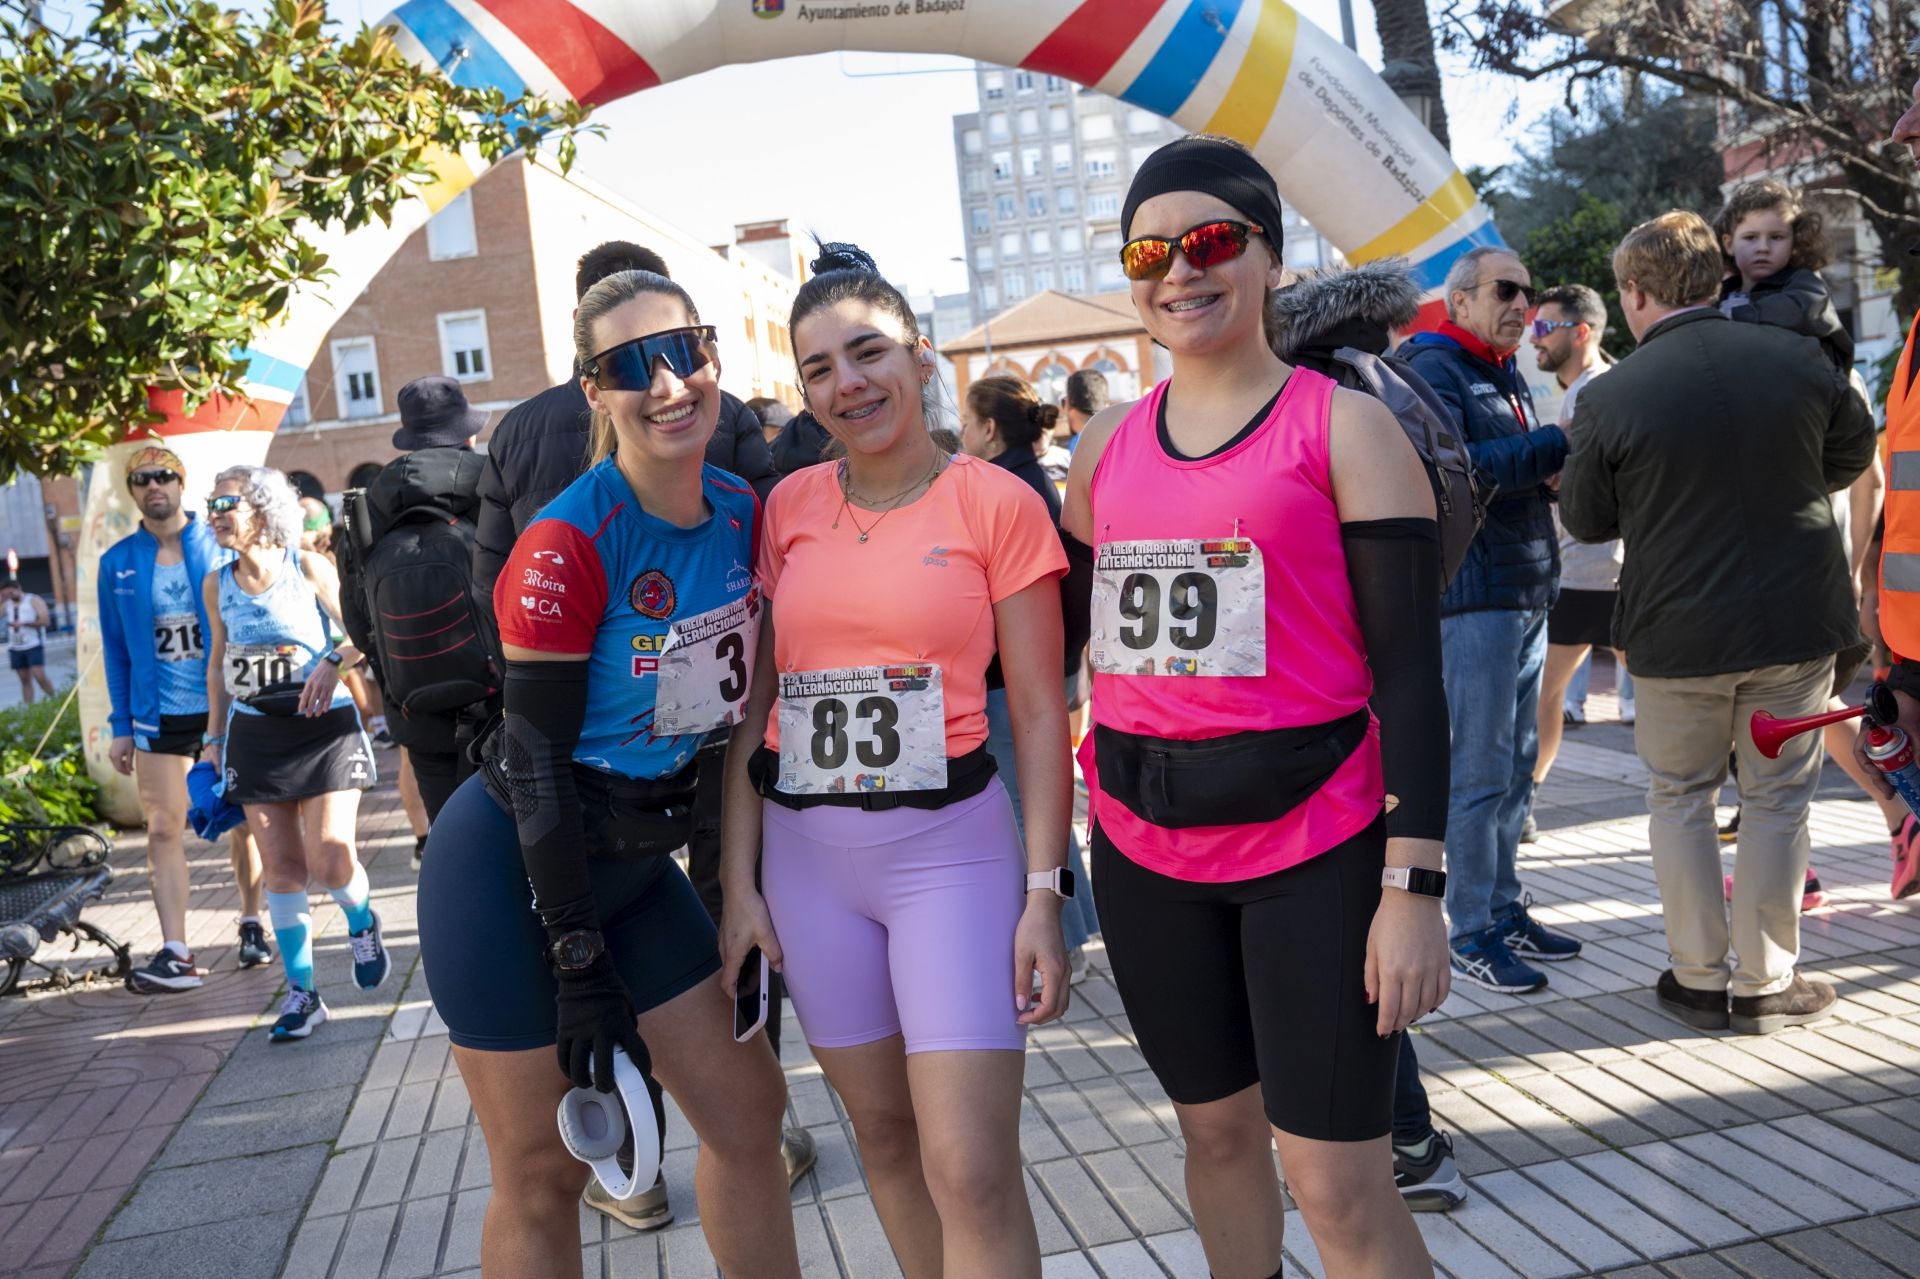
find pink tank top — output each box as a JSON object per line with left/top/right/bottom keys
{"left": 1077, "top": 368, "right": 1383, "bottom": 881}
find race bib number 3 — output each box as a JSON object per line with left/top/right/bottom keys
{"left": 225, "top": 643, "right": 300, "bottom": 696}
{"left": 777, "top": 665, "right": 947, "bottom": 795}
{"left": 1089, "top": 538, "right": 1266, "bottom": 677}
{"left": 153, "top": 613, "right": 205, "bottom": 664}
{"left": 652, "top": 594, "right": 757, "bottom": 736}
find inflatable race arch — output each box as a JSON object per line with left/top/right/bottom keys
{"left": 76, "top": 0, "right": 1502, "bottom": 808}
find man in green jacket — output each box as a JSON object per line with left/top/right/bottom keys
{"left": 1561, "top": 211, "right": 1874, "bottom": 1037}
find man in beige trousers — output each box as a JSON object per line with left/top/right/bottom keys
{"left": 1561, "top": 212, "right": 1874, "bottom": 1035}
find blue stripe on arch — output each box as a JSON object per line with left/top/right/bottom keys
{"left": 1121, "top": 0, "right": 1245, "bottom": 118}
{"left": 232, "top": 348, "right": 308, "bottom": 396}
{"left": 1408, "top": 221, "right": 1510, "bottom": 293}
{"left": 392, "top": 0, "right": 529, "bottom": 99}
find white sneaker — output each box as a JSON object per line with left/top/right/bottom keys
{"left": 1619, "top": 697, "right": 1635, "bottom": 726}
{"left": 1069, "top": 946, "right": 1091, "bottom": 986}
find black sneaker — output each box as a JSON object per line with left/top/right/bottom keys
{"left": 237, "top": 920, "right": 273, "bottom": 969}
{"left": 270, "top": 987, "right": 328, "bottom": 1041}
{"left": 411, "top": 835, "right": 426, "bottom": 873}
{"left": 1393, "top": 1130, "right": 1466, "bottom": 1211}
{"left": 127, "top": 948, "right": 202, "bottom": 994}
{"left": 349, "top": 910, "right": 391, "bottom": 990}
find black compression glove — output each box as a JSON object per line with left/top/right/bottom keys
{"left": 554, "top": 953, "right": 651, "bottom": 1093}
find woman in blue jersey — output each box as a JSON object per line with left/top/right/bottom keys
{"left": 415, "top": 270, "right": 801, "bottom": 1278}
{"left": 201, "top": 466, "right": 386, "bottom": 1042}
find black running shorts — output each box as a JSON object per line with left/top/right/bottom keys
{"left": 1547, "top": 588, "right": 1616, "bottom": 650}
{"left": 224, "top": 703, "right": 374, "bottom": 804}
{"left": 416, "top": 773, "right": 721, "bottom": 1053}
{"left": 1091, "top": 815, "right": 1399, "bottom": 1142}
{"left": 137, "top": 713, "right": 207, "bottom": 758}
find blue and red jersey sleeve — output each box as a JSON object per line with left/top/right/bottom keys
{"left": 494, "top": 518, "right": 608, "bottom": 654}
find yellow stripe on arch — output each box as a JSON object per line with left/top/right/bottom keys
{"left": 1347, "top": 170, "right": 1479, "bottom": 264}
{"left": 1203, "top": 2, "right": 1300, "bottom": 144}
{"left": 415, "top": 145, "right": 478, "bottom": 214}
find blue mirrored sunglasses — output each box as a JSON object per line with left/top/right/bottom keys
{"left": 586, "top": 326, "right": 719, "bottom": 392}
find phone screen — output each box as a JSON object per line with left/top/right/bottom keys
{"left": 733, "top": 947, "right": 768, "bottom": 1042}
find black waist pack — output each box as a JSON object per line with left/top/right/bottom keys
{"left": 750, "top": 744, "right": 998, "bottom": 812}
{"left": 241, "top": 681, "right": 308, "bottom": 718}
{"left": 479, "top": 726, "right": 696, "bottom": 859}
{"left": 1094, "top": 708, "right": 1369, "bottom": 830}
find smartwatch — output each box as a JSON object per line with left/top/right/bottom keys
{"left": 321, "top": 649, "right": 345, "bottom": 667}
{"left": 547, "top": 929, "right": 606, "bottom": 972}
{"left": 1381, "top": 866, "right": 1447, "bottom": 898}
{"left": 1025, "top": 868, "right": 1076, "bottom": 899}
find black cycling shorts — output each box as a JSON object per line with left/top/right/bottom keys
{"left": 416, "top": 773, "right": 721, "bottom": 1053}
{"left": 1091, "top": 815, "right": 1398, "bottom": 1142}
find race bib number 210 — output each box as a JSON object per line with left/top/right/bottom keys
{"left": 777, "top": 665, "right": 947, "bottom": 795}
{"left": 1090, "top": 538, "right": 1265, "bottom": 677}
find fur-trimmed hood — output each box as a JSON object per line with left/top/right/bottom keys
{"left": 1270, "top": 258, "right": 1424, "bottom": 360}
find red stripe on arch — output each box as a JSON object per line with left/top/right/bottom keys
{"left": 1021, "top": 0, "right": 1164, "bottom": 87}
{"left": 472, "top": 0, "right": 661, "bottom": 105}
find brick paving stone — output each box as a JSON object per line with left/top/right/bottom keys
{"left": 1722, "top": 1124, "right": 1912, "bottom": 1215}
{"left": 1769, "top": 1228, "right": 1908, "bottom": 1279}
{"left": 1831, "top": 1216, "right": 1920, "bottom": 1273}
{"left": 1628, "top": 1140, "right": 1811, "bottom": 1236}
{"left": 1473, "top": 1168, "right": 1643, "bottom": 1273}
{"left": 1577, "top": 1149, "right": 1752, "bottom": 1248}
{"left": 1671, "top": 1131, "right": 1863, "bottom": 1226}
{"left": 1416, "top": 1212, "right": 1524, "bottom": 1278}
{"left": 1443, "top": 1190, "right": 1582, "bottom": 1278}
{"left": 1524, "top": 1158, "right": 1698, "bottom": 1260}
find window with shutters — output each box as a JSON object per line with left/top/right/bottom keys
{"left": 437, "top": 311, "right": 492, "bottom": 383}
{"left": 426, "top": 192, "right": 477, "bottom": 260}
{"left": 331, "top": 337, "right": 380, "bottom": 419}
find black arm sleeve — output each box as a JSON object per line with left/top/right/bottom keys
{"left": 1341, "top": 518, "right": 1449, "bottom": 841}
{"left": 499, "top": 660, "right": 599, "bottom": 937}
{"left": 1060, "top": 531, "right": 1093, "bottom": 677}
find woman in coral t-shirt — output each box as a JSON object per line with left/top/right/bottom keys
{"left": 721, "top": 243, "right": 1070, "bottom": 1277}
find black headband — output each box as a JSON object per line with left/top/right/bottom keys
{"left": 1122, "top": 137, "right": 1286, "bottom": 258}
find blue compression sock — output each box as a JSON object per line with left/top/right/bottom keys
{"left": 266, "top": 890, "right": 315, "bottom": 991}
{"left": 330, "top": 863, "right": 373, "bottom": 934}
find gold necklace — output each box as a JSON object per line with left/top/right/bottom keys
{"left": 834, "top": 452, "right": 944, "bottom": 544}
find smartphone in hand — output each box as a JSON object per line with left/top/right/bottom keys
{"left": 733, "top": 946, "right": 770, "bottom": 1043}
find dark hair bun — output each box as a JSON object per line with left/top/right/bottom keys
{"left": 1029, "top": 403, "right": 1061, "bottom": 432}
{"left": 810, "top": 240, "right": 879, "bottom": 276}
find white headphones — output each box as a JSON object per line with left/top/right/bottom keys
{"left": 555, "top": 1047, "right": 662, "bottom": 1199}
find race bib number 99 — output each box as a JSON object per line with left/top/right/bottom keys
{"left": 1089, "top": 538, "right": 1266, "bottom": 677}
{"left": 777, "top": 665, "right": 947, "bottom": 795}
{"left": 652, "top": 594, "right": 757, "bottom": 735}
{"left": 225, "top": 643, "right": 300, "bottom": 696}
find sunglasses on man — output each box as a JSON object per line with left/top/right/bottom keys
{"left": 586, "top": 326, "right": 720, "bottom": 393}
{"left": 1119, "top": 220, "right": 1265, "bottom": 282}
{"left": 1474, "top": 278, "right": 1534, "bottom": 306}
{"left": 1528, "top": 318, "right": 1579, "bottom": 339}
{"left": 128, "top": 469, "right": 181, "bottom": 488}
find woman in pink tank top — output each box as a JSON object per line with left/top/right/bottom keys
{"left": 1062, "top": 136, "right": 1452, "bottom": 1278}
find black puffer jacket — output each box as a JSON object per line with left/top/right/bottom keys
{"left": 769, "top": 411, "right": 833, "bottom": 477}
{"left": 472, "top": 380, "right": 777, "bottom": 606}
{"left": 1720, "top": 267, "right": 1853, "bottom": 372}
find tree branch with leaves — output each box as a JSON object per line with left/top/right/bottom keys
{"left": 0, "top": 0, "right": 597, "bottom": 479}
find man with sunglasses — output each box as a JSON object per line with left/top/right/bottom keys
{"left": 98, "top": 446, "right": 271, "bottom": 993}
{"left": 1399, "top": 246, "right": 1581, "bottom": 997}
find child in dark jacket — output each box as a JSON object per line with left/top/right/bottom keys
{"left": 1713, "top": 178, "right": 1853, "bottom": 373}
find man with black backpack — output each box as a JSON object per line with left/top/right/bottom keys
{"left": 338, "top": 376, "right": 499, "bottom": 858}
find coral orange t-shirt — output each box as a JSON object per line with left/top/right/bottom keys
{"left": 760, "top": 454, "right": 1068, "bottom": 756}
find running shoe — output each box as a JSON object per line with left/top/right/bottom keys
{"left": 583, "top": 1172, "right": 673, "bottom": 1231}
{"left": 1449, "top": 926, "right": 1547, "bottom": 994}
{"left": 1718, "top": 807, "right": 1741, "bottom": 844}
{"left": 1563, "top": 704, "right": 1585, "bottom": 727}
{"left": 410, "top": 835, "right": 426, "bottom": 873}
{"left": 349, "top": 910, "right": 391, "bottom": 991}
{"left": 1894, "top": 814, "right": 1920, "bottom": 901}
{"left": 372, "top": 728, "right": 395, "bottom": 748}
{"left": 1500, "top": 895, "right": 1581, "bottom": 962}
{"left": 782, "top": 1128, "right": 817, "bottom": 1186}
{"left": 1069, "top": 945, "right": 1091, "bottom": 986}
{"left": 127, "top": 948, "right": 202, "bottom": 994}
{"left": 1392, "top": 1130, "right": 1466, "bottom": 1212}
{"left": 1619, "top": 696, "right": 1635, "bottom": 726}
{"left": 1723, "top": 867, "right": 1828, "bottom": 912}
{"left": 270, "top": 987, "right": 328, "bottom": 1041}
{"left": 237, "top": 920, "right": 273, "bottom": 968}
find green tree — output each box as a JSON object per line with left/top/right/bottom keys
{"left": 0, "top": 0, "right": 594, "bottom": 479}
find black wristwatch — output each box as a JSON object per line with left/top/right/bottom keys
{"left": 547, "top": 929, "right": 606, "bottom": 972}
{"left": 1381, "top": 867, "right": 1447, "bottom": 898}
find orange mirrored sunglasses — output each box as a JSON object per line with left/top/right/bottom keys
{"left": 1119, "top": 220, "right": 1264, "bottom": 281}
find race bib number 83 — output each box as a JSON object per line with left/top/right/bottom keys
{"left": 777, "top": 665, "right": 947, "bottom": 795}
{"left": 1090, "top": 538, "right": 1265, "bottom": 677}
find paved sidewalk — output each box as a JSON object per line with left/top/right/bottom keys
{"left": 10, "top": 681, "right": 1920, "bottom": 1277}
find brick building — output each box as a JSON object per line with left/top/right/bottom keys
{"left": 268, "top": 156, "right": 801, "bottom": 493}
{"left": 938, "top": 290, "right": 1168, "bottom": 405}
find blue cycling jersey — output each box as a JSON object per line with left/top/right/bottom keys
{"left": 495, "top": 458, "right": 758, "bottom": 780}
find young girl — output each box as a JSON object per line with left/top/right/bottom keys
{"left": 722, "top": 244, "right": 1071, "bottom": 1278}
{"left": 1714, "top": 179, "right": 1852, "bottom": 372}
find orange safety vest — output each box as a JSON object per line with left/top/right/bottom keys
{"left": 1883, "top": 312, "right": 1920, "bottom": 661}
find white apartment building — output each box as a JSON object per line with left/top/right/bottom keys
{"left": 950, "top": 63, "right": 1335, "bottom": 325}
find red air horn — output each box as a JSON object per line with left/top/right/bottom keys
{"left": 1750, "top": 683, "right": 1898, "bottom": 759}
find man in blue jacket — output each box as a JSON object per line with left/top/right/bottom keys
{"left": 99, "top": 446, "right": 268, "bottom": 994}
{"left": 1401, "top": 246, "right": 1583, "bottom": 996}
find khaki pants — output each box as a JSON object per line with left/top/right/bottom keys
{"left": 1632, "top": 657, "right": 1830, "bottom": 997}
